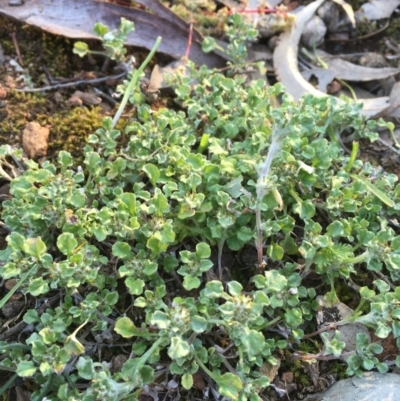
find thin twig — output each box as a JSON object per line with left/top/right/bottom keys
{"left": 376, "top": 137, "right": 400, "bottom": 156}
{"left": 303, "top": 323, "right": 338, "bottom": 339}
{"left": 327, "top": 20, "right": 390, "bottom": 42}
{"left": 11, "top": 31, "right": 23, "bottom": 67}
{"left": 16, "top": 72, "right": 127, "bottom": 92}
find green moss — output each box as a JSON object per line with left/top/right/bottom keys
{"left": 329, "top": 360, "right": 348, "bottom": 380}
{"left": 163, "top": 0, "right": 228, "bottom": 37}
{"left": 0, "top": 89, "right": 111, "bottom": 163}
{"left": 0, "top": 17, "right": 89, "bottom": 84}
{"left": 0, "top": 91, "right": 47, "bottom": 140}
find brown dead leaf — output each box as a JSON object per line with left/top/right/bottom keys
{"left": 192, "top": 371, "right": 206, "bottom": 390}
{"left": 0, "top": 0, "right": 226, "bottom": 68}
{"left": 317, "top": 50, "right": 400, "bottom": 82}
{"left": 281, "top": 371, "right": 294, "bottom": 383}
{"left": 259, "top": 358, "right": 281, "bottom": 382}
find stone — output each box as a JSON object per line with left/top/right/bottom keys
{"left": 304, "top": 372, "right": 400, "bottom": 401}
{"left": 22, "top": 122, "right": 50, "bottom": 159}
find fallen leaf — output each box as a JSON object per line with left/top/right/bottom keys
{"left": 0, "top": 0, "right": 226, "bottom": 67}
{"left": 192, "top": 371, "right": 206, "bottom": 390}
{"left": 356, "top": 0, "right": 400, "bottom": 21}
{"left": 331, "top": 0, "right": 355, "bottom": 26}
{"left": 259, "top": 359, "right": 281, "bottom": 382}
{"left": 374, "top": 81, "right": 400, "bottom": 118}
{"left": 301, "top": 68, "right": 336, "bottom": 92}
{"left": 317, "top": 50, "right": 400, "bottom": 81}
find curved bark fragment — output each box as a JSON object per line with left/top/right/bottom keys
{"left": 273, "top": 0, "right": 391, "bottom": 119}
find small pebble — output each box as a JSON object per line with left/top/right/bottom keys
{"left": 22, "top": 121, "right": 50, "bottom": 159}
{"left": 0, "top": 87, "right": 7, "bottom": 99}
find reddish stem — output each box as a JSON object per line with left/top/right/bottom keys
{"left": 183, "top": 23, "right": 193, "bottom": 62}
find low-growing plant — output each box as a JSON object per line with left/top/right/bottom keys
{"left": 1, "top": 13, "right": 400, "bottom": 401}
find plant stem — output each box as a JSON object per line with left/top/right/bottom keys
{"left": 255, "top": 131, "right": 285, "bottom": 267}
{"left": 345, "top": 141, "right": 359, "bottom": 172}
{"left": 193, "top": 352, "right": 220, "bottom": 382}
{"left": 0, "top": 264, "right": 38, "bottom": 309}
{"left": 343, "top": 251, "right": 370, "bottom": 265}
{"left": 112, "top": 37, "right": 162, "bottom": 129}
{"left": 254, "top": 315, "right": 281, "bottom": 331}
{"left": 0, "top": 373, "right": 18, "bottom": 396}
{"left": 135, "top": 336, "right": 165, "bottom": 372}
{"left": 0, "top": 344, "right": 31, "bottom": 352}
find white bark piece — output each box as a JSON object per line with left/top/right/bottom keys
{"left": 356, "top": 0, "right": 400, "bottom": 21}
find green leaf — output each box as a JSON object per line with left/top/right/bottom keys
{"left": 376, "top": 362, "right": 389, "bottom": 373}
{"left": 76, "top": 357, "right": 95, "bottom": 380}
{"left": 375, "top": 324, "right": 391, "bottom": 339}
{"left": 181, "top": 373, "right": 193, "bottom": 390}
{"left": 183, "top": 276, "right": 201, "bottom": 290}
{"left": 143, "top": 163, "right": 160, "bottom": 187}
{"left": 139, "top": 365, "right": 155, "bottom": 385}
{"left": 115, "top": 317, "right": 143, "bottom": 338}
{"left": 198, "top": 133, "right": 210, "bottom": 153}
{"left": 150, "top": 311, "right": 170, "bottom": 329}
{"left": 147, "top": 232, "right": 168, "bottom": 257}
{"left": 64, "top": 333, "right": 85, "bottom": 356}
{"left": 392, "top": 320, "right": 400, "bottom": 338}
{"left": 202, "top": 281, "right": 224, "bottom": 298}
{"left": 112, "top": 241, "right": 133, "bottom": 259}
{"left": 73, "top": 41, "right": 89, "bottom": 57}
{"left": 242, "top": 328, "right": 265, "bottom": 357}
{"left": 261, "top": 270, "right": 287, "bottom": 293}
{"left": 196, "top": 242, "right": 211, "bottom": 258}
{"left": 359, "top": 286, "right": 375, "bottom": 300}
{"left": 58, "top": 151, "right": 73, "bottom": 169}
{"left": 168, "top": 336, "right": 191, "bottom": 359}
{"left": 284, "top": 308, "right": 303, "bottom": 327}
{"left": 190, "top": 316, "right": 208, "bottom": 333}
{"left": 68, "top": 191, "right": 86, "bottom": 208}
{"left": 23, "top": 237, "right": 46, "bottom": 259}
{"left": 216, "top": 373, "right": 242, "bottom": 400}
{"left": 125, "top": 278, "right": 145, "bottom": 295}
{"left": 202, "top": 37, "right": 216, "bottom": 53}
{"left": 17, "top": 361, "right": 37, "bottom": 377}
{"left": 57, "top": 233, "right": 78, "bottom": 256}
{"left": 362, "top": 358, "right": 375, "bottom": 370}
{"left": 7, "top": 232, "right": 25, "bottom": 251}
{"left": 227, "top": 281, "right": 243, "bottom": 297}
{"left": 105, "top": 291, "right": 119, "bottom": 305}
{"left": 23, "top": 309, "right": 40, "bottom": 324}
{"left": 84, "top": 151, "right": 102, "bottom": 173}
{"left": 93, "top": 22, "right": 109, "bottom": 36}
{"left": 119, "top": 193, "right": 137, "bottom": 215}
{"left": 120, "top": 17, "right": 135, "bottom": 35}
{"left": 268, "top": 244, "right": 284, "bottom": 261}
{"left": 327, "top": 220, "right": 344, "bottom": 237}
{"left": 143, "top": 260, "right": 158, "bottom": 276}
{"left": 28, "top": 277, "right": 49, "bottom": 296}
{"left": 151, "top": 191, "right": 170, "bottom": 214}
{"left": 395, "top": 355, "right": 400, "bottom": 368}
